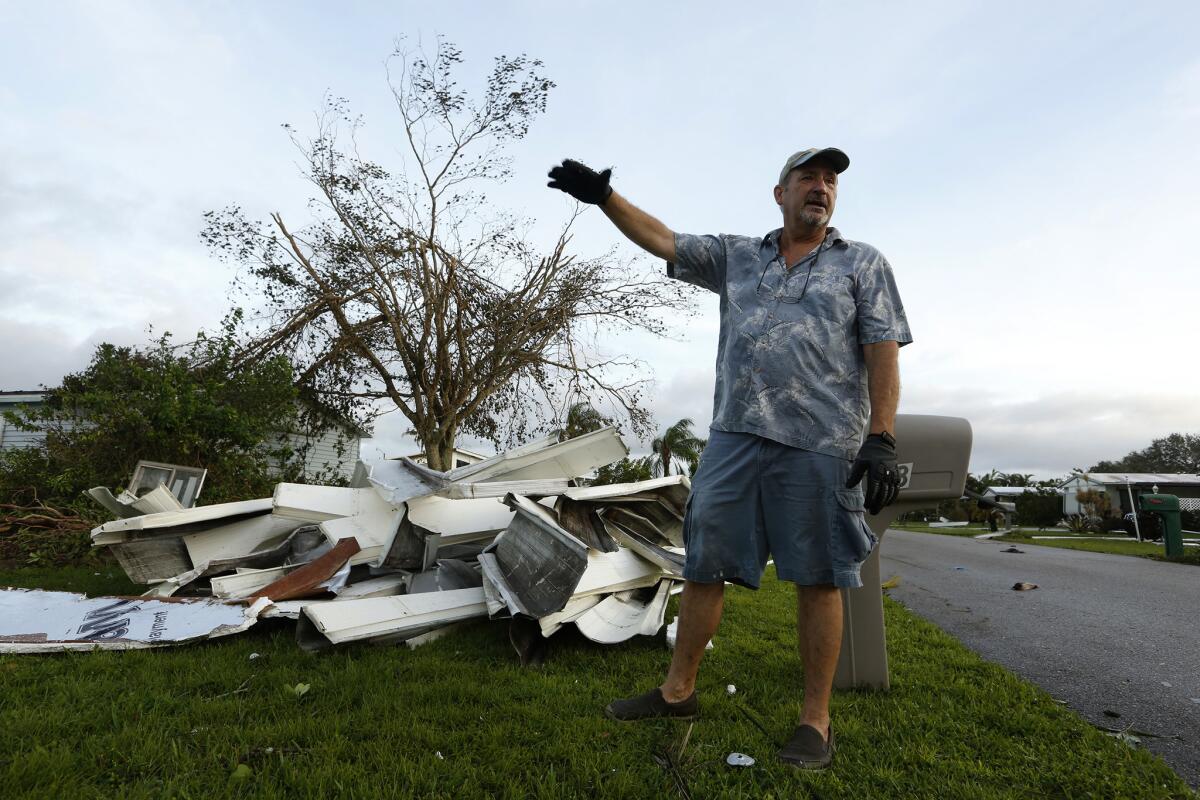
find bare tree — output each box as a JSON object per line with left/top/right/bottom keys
{"left": 203, "top": 39, "right": 695, "bottom": 470}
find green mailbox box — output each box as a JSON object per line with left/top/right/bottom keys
{"left": 1139, "top": 494, "right": 1184, "bottom": 558}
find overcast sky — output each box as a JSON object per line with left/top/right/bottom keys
{"left": 2, "top": 1, "right": 1198, "bottom": 479}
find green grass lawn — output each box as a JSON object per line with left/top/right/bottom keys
{"left": 994, "top": 532, "right": 1171, "bottom": 558}
{"left": 1, "top": 566, "right": 1193, "bottom": 799}
{"left": 892, "top": 524, "right": 1200, "bottom": 566}
{"left": 890, "top": 522, "right": 991, "bottom": 537}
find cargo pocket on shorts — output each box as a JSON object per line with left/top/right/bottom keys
{"left": 834, "top": 488, "right": 879, "bottom": 563}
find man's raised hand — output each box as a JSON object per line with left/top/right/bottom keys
{"left": 547, "top": 159, "right": 613, "bottom": 205}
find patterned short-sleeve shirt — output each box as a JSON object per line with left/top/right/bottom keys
{"left": 668, "top": 226, "right": 912, "bottom": 461}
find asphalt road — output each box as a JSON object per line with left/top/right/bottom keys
{"left": 880, "top": 529, "right": 1200, "bottom": 787}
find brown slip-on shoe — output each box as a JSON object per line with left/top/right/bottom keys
{"left": 777, "top": 724, "right": 835, "bottom": 770}
{"left": 604, "top": 688, "right": 698, "bottom": 721}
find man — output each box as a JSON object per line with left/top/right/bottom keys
{"left": 547, "top": 148, "right": 911, "bottom": 770}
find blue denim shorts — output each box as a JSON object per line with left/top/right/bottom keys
{"left": 682, "top": 429, "right": 878, "bottom": 589}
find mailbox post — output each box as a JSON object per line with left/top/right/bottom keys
{"left": 1139, "top": 493, "right": 1185, "bottom": 558}
{"left": 834, "top": 414, "right": 973, "bottom": 690}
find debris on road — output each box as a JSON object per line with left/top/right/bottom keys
{"left": 1107, "top": 731, "right": 1141, "bottom": 748}
{"left": 8, "top": 427, "right": 692, "bottom": 661}
{"left": 1012, "top": 582, "right": 1039, "bottom": 591}
{"left": 1001, "top": 546, "right": 1025, "bottom": 554}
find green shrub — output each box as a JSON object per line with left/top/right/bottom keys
{"left": 0, "top": 314, "right": 348, "bottom": 509}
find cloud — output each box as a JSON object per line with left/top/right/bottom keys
{"left": 903, "top": 387, "right": 1200, "bottom": 478}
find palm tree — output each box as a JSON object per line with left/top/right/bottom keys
{"left": 555, "top": 402, "right": 611, "bottom": 442}
{"left": 647, "top": 418, "right": 707, "bottom": 477}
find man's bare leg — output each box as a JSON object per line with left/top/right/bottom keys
{"left": 796, "top": 584, "right": 843, "bottom": 738}
{"left": 660, "top": 580, "right": 725, "bottom": 702}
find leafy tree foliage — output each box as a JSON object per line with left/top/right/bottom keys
{"left": 591, "top": 456, "right": 654, "bottom": 486}
{"left": 0, "top": 316, "right": 337, "bottom": 507}
{"left": 1090, "top": 433, "right": 1200, "bottom": 474}
{"left": 202, "top": 39, "right": 694, "bottom": 470}
{"left": 1014, "top": 489, "right": 1064, "bottom": 530}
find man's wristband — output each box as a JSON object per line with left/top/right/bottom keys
{"left": 872, "top": 431, "right": 896, "bottom": 448}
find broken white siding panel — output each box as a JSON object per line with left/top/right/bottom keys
{"left": 332, "top": 573, "right": 411, "bottom": 599}
{"left": 445, "top": 427, "right": 628, "bottom": 484}
{"left": 92, "top": 530, "right": 133, "bottom": 546}
{"left": 562, "top": 475, "right": 690, "bottom": 503}
{"left": 140, "top": 582, "right": 183, "bottom": 598}
{"left": 602, "top": 519, "right": 685, "bottom": 576}
{"left": 318, "top": 505, "right": 404, "bottom": 566}
{"left": 479, "top": 566, "right": 507, "bottom": 618}
{"left": 478, "top": 494, "right": 589, "bottom": 618}
{"left": 261, "top": 600, "right": 311, "bottom": 620}
{"left": 538, "top": 593, "right": 603, "bottom": 637}
{"left": 181, "top": 514, "right": 304, "bottom": 568}
{"left": 129, "top": 484, "right": 186, "bottom": 515}
{"left": 91, "top": 498, "right": 274, "bottom": 540}
{"left": 433, "top": 559, "right": 483, "bottom": 591}
{"left": 362, "top": 458, "right": 447, "bottom": 504}
{"left": 640, "top": 580, "right": 672, "bottom": 636}
{"left": 575, "top": 581, "right": 671, "bottom": 644}
{"left": 440, "top": 478, "right": 570, "bottom": 500}
{"left": 573, "top": 548, "right": 663, "bottom": 597}
{"left": 444, "top": 433, "right": 557, "bottom": 482}
{"left": 404, "top": 495, "right": 514, "bottom": 543}
{"left": 350, "top": 460, "right": 371, "bottom": 488}
{"left": 379, "top": 517, "right": 423, "bottom": 571}
{"left": 299, "top": 587, "right": 487, "bottom": 646}
{"left": 603, "top": 500, "right": 685, "bottom": 547}
{"left": 86, "top": 487, "right": 142, "bottom": 519}
{"left": 108, "top": 537, "right": 193, "bottom": 584}
{"left": 272, "top": 484, "right": 375, "bottom": 523}
{"left": 210, "top": 565, "right": 300, "bottom": 599}
{"left": 601, "top": 506, "right": 664, "bottom": 541}
{"left": 0, "top": 590, "right": 268, "bottom": 653}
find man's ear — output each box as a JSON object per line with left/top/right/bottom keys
{"left": 773, "top": 183, "right": 784, "bottom": 207}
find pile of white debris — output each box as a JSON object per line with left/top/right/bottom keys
{"left": 0, "top": 427, "right": 692, "bottom": 661}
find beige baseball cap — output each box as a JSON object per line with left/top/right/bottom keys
{"left": 778, "top": 147, "right": 850, "bottom": 184}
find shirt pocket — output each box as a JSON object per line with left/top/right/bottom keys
{"left": 802, "top": 273, "right": 855, "bottom": 322}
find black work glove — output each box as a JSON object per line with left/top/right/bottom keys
{"left": 547, "top": 159, "right": 613, "bottom": 205}
{"left": 846, "top": 433, "right": 900, "bottom": 515}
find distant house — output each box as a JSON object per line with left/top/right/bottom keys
{"left": 274, "top": 419, "right": 367, "bottom": 482}
{"left": 0, "top": 391, "right": 48, "bottom": 450}
{"left": 981, "top": 486, "right": 1059, "bottom": 503}
{"left": 0, "top": 390, "right": 366, "bottom": 482}
{"left": 404, "top": 447, "right": 490, "bottom": 471}
{"left": 977, "top": 485, "right": 1050, "bottom": 514}
{"left": 1059, "top": 473, "right": 1200, "bottom": 515}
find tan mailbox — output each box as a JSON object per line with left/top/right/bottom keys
{"left": 834, "top": 414, "right": 972, "bottom": 690}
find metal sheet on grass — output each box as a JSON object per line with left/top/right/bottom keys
{"left": 0, "top": 589, "right": 268, "bottom": 653}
